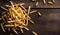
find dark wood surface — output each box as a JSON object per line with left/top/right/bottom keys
{"left": 0, "top": 0, "right": 60, "bottom": 35}
{"left": 0, "top": 0, "right": 60, "bottom": 8}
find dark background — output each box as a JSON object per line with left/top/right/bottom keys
{"left": 0, "top": 0, "right": 60, "bottom": 35}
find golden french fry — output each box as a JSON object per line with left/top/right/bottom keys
{"left": 36, "top": 2, "right": 38, "bottom": 7}
{"left": 20, "top": 5, "right": 27, "bottom": 11}
{"left": 31, "top": 0, "right": 36, "bottom": 2}
{"left": 26, "top": 6, "right": 31, "bottom": 26}
{"left": 29, "top": 19, "right": 34, "bottom": 24}
{"left": 20, "top": 28, "right": 24, "bottom": 33}
{"left": 0, "top": 6, "right": 8, "bottom": 11}
{"left": 19, "top": 3, "right": 25, "bottom": 5}
{"left": 30, "top": 10, "right": 37, "bottom": 14}
{"left": 48, "top": 1, "right": 53, "bottom": 5}
{"left": 43, "top": 0, "right": 46, "bottom": 4}
{"left": 24, "top": 27, "right": 29, "bottom": 31}
{"left": 10, "top": 1, "right": 14, "bottom": 8}
{"left": 2, "top": 16, "right": 6, "bottom": 23}
{"left": 19, "top": 26, "right": 24, "bottom": 28}
{"left": 5, "top": 5, "right": 11, "bottom": 7}
{"left": 8, "top": 21, "right": 16, "bottom": 23}
{"left": 4, "top": 25, "right": 15, "bottom": 27}
{"left": 37, "top": 12, "right": 41, "bottom": 16}
{"left": 1, "top": 23, "right": 5, "bottom": 32}
{"left": 12, "top": 28, "right": 18, "bottom": 34}
{"left": 32, "top": 31, "right": 38, "bottom": 35}
{"left": 52, "top": 0, "right": 55, "bottom": 3}
{"left": 2, "top": 11, "right": 7, "bottom": 15}
{"left": 27, "top": 8, "right": 30, "bottom": 14}
{"left": 8, "top": 28, "right": 10, "bottom": 31}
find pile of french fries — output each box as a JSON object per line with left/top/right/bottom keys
{"left": 1, "top": 1, "right": 38, "bottom": 35}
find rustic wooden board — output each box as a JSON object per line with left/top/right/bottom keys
{"left": 0, "top": 0, "right": 60, "bottom": 35}
{"left": 0, "top": 0, "right": 60, "bottom": 8}
{"left": 0, "top": 9, "right": 60, "bottom": 35}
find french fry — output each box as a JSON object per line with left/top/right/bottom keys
{"left": 8, "top": 21, "right": 16, "bottom": 23}
{"left": 31, "top": 0, "right": 36, "bottom": 2}
{"left": 8, "top": 28, "right": 10, "bottom": 31}
{"left": 36, "top": 2, "right": 38, "bottom": 7}
{"left": 20, "top": 28, "right": 24, "bottom": 33}
{"left": 2, "top": 16, "right": 6, "bottom": 23}
{"left": 32, "top": 31, "right": 38, "bottom": 35}
{"left": 43, "top": 0, "right": 46, "bottom": 4}
{"left": 19, "top": 26, "right": 24, "bottom": 28}
{"left": 10, "top": 1, "right": 14, "bottom": 8}
{"left": 5, "top": 5, "right": 11, "bottom": 7}
{"left": 0, "top": 6, "right": 8, "bottom": 11}
{"left": 12, "top": 28, "right": 18, "bottom": 34}
{"left": 28, "top": 6, "right": 31, "bottom": 15}
{"left": 19, "top": 5, "right": 27, "bottom": 11}
{"left": 19, "top": 3, "right": 25, "bottom": 5}
{"left": 4, "top": 25, "right": 15, "bottom": 27}
{"left": 37, "top": 12, "right": 41, "bottom": 16}
{"left": 48, "top": 1, "right": 53, "bottom": 5}
{"left": 52, "top": 0, "right": 55, "bottom": 3}
{"left": 24, "top": 27, "right": 29, "bottom": 31}
{"left": 26, "top": 6, "right": 31, "bottom": 26}
{"left": 29, "top": 19, "right": 34, "bottom": 24}
{"left": 2, "top": 11, "right": 7, "bottom": 15}
{"left": 30, "top": 10, "right": 37, "bottom": 14}
{"left": 1, "top": 23, "right": 5, "bottom": 32}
